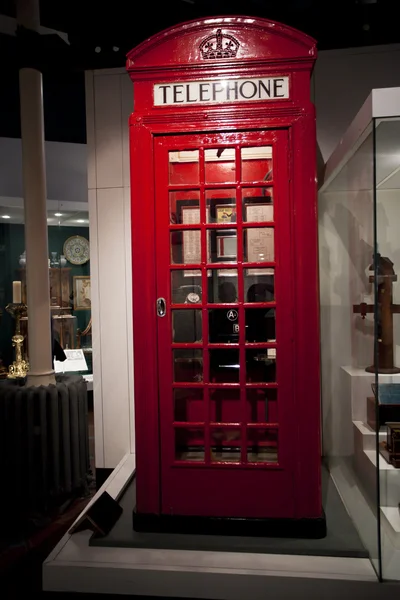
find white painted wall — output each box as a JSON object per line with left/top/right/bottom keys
{"left": 85, "top": 69, "right": 135, "bottom": 469}
{"left": 86, "top": 44, "right": 400, "bottom": 470}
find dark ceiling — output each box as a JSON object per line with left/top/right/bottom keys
{"left": 1, "top": 0, "right": 399, "bottom": 70}
{"left": 0, "top": 0, "right": 398, "bottom": 144}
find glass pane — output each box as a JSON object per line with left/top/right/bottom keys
{"left": 173, "top": 349, "right": 203, "bottom": 382}
{"left": 206, "top": 191, "right": 236, "bottom": 223}
{"left": 244, "top": 268, "right": 275, "bottom": 302}
{"left": 210, "top": 389, "right": 241, "bottom": 424}
{"left": 172, "top": 309, "right": 202, "bottom": 343}
{"left": 171, "top": 270, "right": 202, "bottom": 304}
{"left": 247, "top": 389, "right": 277, "bottom": 424}
{"left": 244, "top": 227, "right": 274, "bottom": 262}
{"left": 246, "top": 348, "right": 276, "bottom": 383}
{"left": 175, "top": 428, "right": 204, "bottom": 462}
{"left": 243, "top": 190, "right": 274, "bottom": 222}
{"left": 171, "top": 191, "right": 200, "bottom": 224}
{"left": 171, "top": 230, "right": 201, "bottom": 265}
{"left": 245, "top": 308, "right": 276, "bottom": 342}
{"left": 169, "top": 150, "right": 199, "bottom": 185}
{"left": 209, "top": 309, "right": 239, "bottom": 344}
{"left": 247, "top": 428, "right": 278, "bottom": 463}
{"left": 205, "top": 148, "right": 235, "bottom": 183}
{"left": 208, "top": 270, "right": 238, "bottom": 303}
{"left": 207, "top": 230, "right": 237, "bottom": 263}
{"left": 319, "top": 125, "right": 380, "bottom": 576}
{"left": 211, "top": 427, "right": 241, "bottom": 462}
{"left": 174, "top": 389, "right": 204, "bottom": 423}
{"left": 241, "top": 146, "right": 273, "bottom": 183}
{"left": 375, "top": 117, "right": 400, "bottom": 581}
{"left": 209, "top": 349, "right": 240, "bottom": 383}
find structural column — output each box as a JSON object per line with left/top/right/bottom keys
{"left": 17, "top": 0, "right": 55, "bottom": 386}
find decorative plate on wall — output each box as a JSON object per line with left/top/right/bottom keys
{"left": 63, "top": 235, "right": 90, "bottom": 265}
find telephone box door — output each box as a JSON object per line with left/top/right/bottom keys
{"left": 155, "top": 128, "right": 295, "bottom": 518}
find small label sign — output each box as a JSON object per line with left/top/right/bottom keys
{"left": 227, "top": 309, "right": 238, "bottom": 322}
{"left": 154, "top": 76, "right": 289, "bottom": 106}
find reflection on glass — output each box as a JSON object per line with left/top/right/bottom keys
{"left": 172, "top": 309, "right": 202, "bottom": 343}
{"left": 375, "top": 117, "right": 400, "bottom": 581}
{"left": 320, "top": 125, "right": 382, "bottom": 577}
{"left": 244, "top": 268, "right": 274, "bottom": 302}
{"left": 206, "top": 191, "right": 236, "bottom": 223}
{"left": 247, "top": 389, "right": 277, "bottom": 424}
{"left": 211, "top": 428, "right": 241, "bottom": 462}
{"left": 246, "top": 349, "right": 276, "bottom": 383}
{"left": 174, "top": 389, "right": 204, "bottom": 423}
{"left": 171, "top": 270, "right": 202, "bottom": 304}
{"left": 169, "top": 150, "right": 199, "bottom": 185}
{"left": 210, "top": 389, "right": 241, "bottom": 424}
{"left": 209, "top": 309, "right": 239, "bottom": 344}
{"left": 244, "top": 227, "right": 274, "bottom": 262}
{"left": 170, "top": 191, "right": 200, "bottom": 224}
{"left": 173, "top": 349, "right": 203, "bottom": 382}
{"left": 205, "top": 148, "right": 235, "bottom": 183}
{"left": 209, "top": 349, "right": 240, "bottom": 382}
{"left": 208, "top": 270, "right": 238, "bottom": 303}
{"left": 243, "top": 189, "right": 273, "bottom": 222}
{"left": 241, "top": 146, "right": 273, "bottom": 183}
{"left": 247, "top": 428, "right": 278, "bottom": 463}
{"left": 207, "top": 230, "right": 237, "bottom": 263}
{"left": 245, "top": 308, "right": 276, "bottom": 342}
{"left": 170, "top": 230, "right": 201, "bottom": 265}
{"left": 175, "top": 428, "right": 204, "bottom": 461}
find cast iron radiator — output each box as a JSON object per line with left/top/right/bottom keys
{"left": 0, "top": 374, "right": 91, "bottom": 522}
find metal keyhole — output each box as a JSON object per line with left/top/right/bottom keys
{"left": 157, "top": 297, "right": 166, "bottom": 317}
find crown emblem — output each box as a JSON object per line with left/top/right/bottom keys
{"left": 199, "top": 29, "right": 240, "bottom": 60}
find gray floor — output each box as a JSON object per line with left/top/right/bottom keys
{"left": 90, "top": 466, "right": 368, "bottom": 558}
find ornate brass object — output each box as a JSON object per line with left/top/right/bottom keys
{"left": 5, "top": 302, "right": 29, "bottom": 379}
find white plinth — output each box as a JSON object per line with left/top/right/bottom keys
{"left": 342, "top": 366, "right": 400, "bottom": 423}
{"left": 340, "top": 367, "right": 400, "bottom": 580}
{"left": 42, "top": 453, "right": 380, "bottom": 598}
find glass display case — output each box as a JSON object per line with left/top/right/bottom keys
{"left": 319, "top": 87, "right": 400, "bottom": 581}
{"left": 0, "top": 206, "right": 91, "bottom": 380}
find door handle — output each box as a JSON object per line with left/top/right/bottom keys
{"left": 157, "top": 297, "right": 166, "bottom": 317}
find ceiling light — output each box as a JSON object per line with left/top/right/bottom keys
{"left": 1, "top": 215, "right": 11, "bottom": 219}
{"left": 55, "top": 212, "right": 63, "bottom": 217}
{"left": 113, "top": 46, "right": 119, "bottom": 52}
{"left": 76, "top": 219, "right": 86, "bottom": 223}
{"left": 95, "top": 46, "right": 101, "bottom": 53}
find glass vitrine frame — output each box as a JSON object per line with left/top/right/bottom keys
{"left": 319, "top": 87, "right": 400, "bottom": 582}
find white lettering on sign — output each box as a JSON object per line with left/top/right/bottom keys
{"left": 154, "top": 76, "right": 289, "bottom": 106}
{"left": 227, "top": 309, "right": 238, "bottom": 322}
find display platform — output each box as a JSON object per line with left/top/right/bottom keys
{"left": 90, "top": 465, "right": 364, "bottom": 557}
{"left": 43, "top": 454, "right": 382, "bottom": 598}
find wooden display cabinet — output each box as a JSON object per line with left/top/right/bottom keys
{"left": 19, "top": 267, "right": 72, "bottom": 309}
{"left": 18, "top": 267, "right": 77, "bottom": 353}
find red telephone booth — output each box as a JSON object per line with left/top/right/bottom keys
{"left": 127, "top": 16, "right": 325, "bottom": 537}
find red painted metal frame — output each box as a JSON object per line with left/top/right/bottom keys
{"left": 155, "top": 130, "right": 294, "bottom": 518}
{"left": 127, "top": 16, "right": 321, "bottom": 519}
